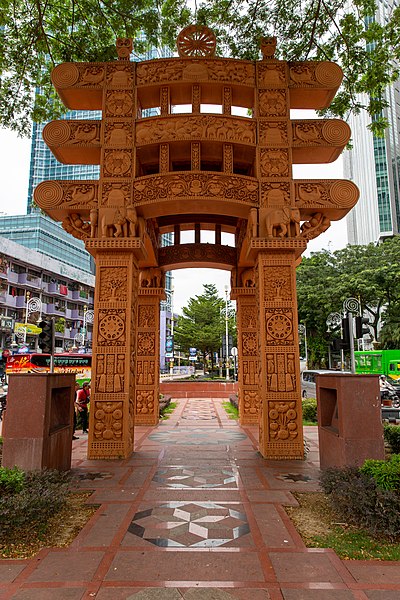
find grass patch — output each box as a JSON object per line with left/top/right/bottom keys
{"left": 286, "top": 492, "right": 400, "bottom": 560}
{"left": 222, "top": 401, "right": 239, "bottom": 420}
{"left": 160, "top": 401, "right": 177, "bottom": 420}
{"left": 303, "top": 420, "right": 318, "bottom": 426}
{"left": 0, "top": 490, "right": 97, "bottom": 559}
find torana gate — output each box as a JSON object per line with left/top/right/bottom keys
{"left": 34, "top": 27, "right": 359, "bottom": 460}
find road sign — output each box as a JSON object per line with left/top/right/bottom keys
{"left": 231, "top": 346, "right": 238, "bottom": 357}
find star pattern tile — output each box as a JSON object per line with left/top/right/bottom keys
{"left": 152, "top": 467, "right": 238, "bottom": 488}
{"left": 127, "top": 501, "right": 250, "bottom": 547}
{"left": 275, "top": 473, "right": 314, "bottom": 482}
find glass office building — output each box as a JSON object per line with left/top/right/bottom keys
{"left": 0, "top": 214, "right": 93, "bottom": 273}
{"left": 345, "top": 1, "right": 400, "bottom": 245}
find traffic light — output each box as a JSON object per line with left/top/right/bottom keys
{"left": 341, "top": 317, "right": 350, "bottom": 349}
{"left": 38, "top": 319, "right": 54, "bottom": 354}
{"left": 355, "top": 316, "right": 370, "bottom": 339}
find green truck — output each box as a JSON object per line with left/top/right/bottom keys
{"left": 354, "top": 350, "right": 400, "bottom": 380}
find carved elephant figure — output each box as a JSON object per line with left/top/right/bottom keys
{"left": 290, "top": 208, "right": 301, "bottom": 237}
{"left": 240, "top": 267, "right": 255, "bottom": 288}
{"left": 100, "top": 207, "right": 126, "bottom": 238}
{"left": 140, "top": 267, "right": 163, "bottom": 288}
{"left": 265, "top": 207, "right": 291, "bottom": 238}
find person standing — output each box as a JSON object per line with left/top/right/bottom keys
{"left": 76, "top": 381, "right": 90, "bottom": 434}
{"left": 72, "top": 382, "right": 80, "bottom": 440}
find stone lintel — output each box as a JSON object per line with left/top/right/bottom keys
{"left": 230, "top": 287, "right": 256, "bottom": 301}
{"left": 138, "top": 288, "right": 167, "bottom": 300}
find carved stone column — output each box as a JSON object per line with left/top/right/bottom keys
{"left": 87, "top": 248, "right": 139, "bottom": 459}
{"left": 135, "top": 286, "right": 165, "bottom": 425}
{"left": 257, "top": 245, "right": 304, "bottom": 460}
{"left": 232, "top": 286, "right": 260, "bottom": 425}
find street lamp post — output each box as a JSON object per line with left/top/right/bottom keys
{"left": 326, "top": 312, "right": 342, "bottom": 369}
{"left": 23, "top": 292, "right": 43, "bottom": 346}
{"left": 343, "top": 297, "right": 360, "bottom": 374}
{"left": 298, "top": 323, "right": 307, "bottom": 369}
{"left": 82, "top": 306, "right": 94, "bottom": 350}
{"left": 225, "top": 285, "right": 229, "bottom": 381}
{"left": 170, "top": 283, "right": 174, "bottom": 376}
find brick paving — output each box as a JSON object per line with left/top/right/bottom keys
{"left": 1, "top": 397, "right": 400, "bottom": 599}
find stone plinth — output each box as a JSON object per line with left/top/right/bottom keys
{"left": 2, "top": 373, "right": 75, "bottom": 471}
{"left": 317, "top": 373, "right": 384, "bottom": 469}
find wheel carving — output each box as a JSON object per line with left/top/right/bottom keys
{"left": 177, "top": 25, "right": 216, "bottom": 58}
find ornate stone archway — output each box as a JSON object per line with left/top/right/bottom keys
{"left": 34, "top": 26, "right": 358, "bottom": 460}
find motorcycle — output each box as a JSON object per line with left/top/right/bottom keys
{"left": 381, "top": 388, "right": 400, "bottom": 408}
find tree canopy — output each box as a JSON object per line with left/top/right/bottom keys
{"left": 173, "top": 283, "right": 236, "bottom": 366}
{"left": 297, "top": 237, "right": 400, "bottom": 366}
{"left": 0, "top": 0, "right": 399, "bottom": 134}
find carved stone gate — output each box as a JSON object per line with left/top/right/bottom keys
{"left": 34, "top": 27, "right": 358, "bottom": 460}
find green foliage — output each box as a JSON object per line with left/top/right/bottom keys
{"left": 0, "top": 1, "right": 399, "bottom": 134}
{"left": 174, "top": 284, "right": 235, "bottom": 367}
{"left": 222, "top": 400, "right": 238, "bottom": 419}
{"left": 302, "top": 397, "right": 317, "bottom": 423}
{"left": 297, "top": 238, "right": 400, "bottom": 365}
{"left": 55, "top": 317, "right": 66, "bottom": 333}
{"left": 361, "top": 455, "right": 400, "bottom": 492}
{"left": 384, "top": 424, "right": 400, "bottom": 454}
{"left": 311, "top": 526, "right": 400, "bottom": 561}
{"left": 0, "top": 466, "right": 25, "bottom": 494}
{"left": 160, "top": 401, "right": 177, "bottom": 419}
{"left": 0, "top": 469, "right": 72, "bottom": 542}
{"left": 320, "top": 466, "right": 400, "bottom": 540}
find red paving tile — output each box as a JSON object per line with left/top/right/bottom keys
{"left": 1, "top": 398, "right": 400, "bottom": 599}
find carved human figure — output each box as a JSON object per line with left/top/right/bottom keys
{"left": 90, "top": 208, "right": 98, "bottom": 237}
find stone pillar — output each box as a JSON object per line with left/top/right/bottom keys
{"left": 135, "top": 287, "right": 165, "bottom": 425}
{"left": 257, "top": 246, "right": 304, "bottom": 459}
{"left": 233, "top": 287, "right": 260, "bottom": 425}
{"left": 87, "top": 249, "right": 139, "bottom": 459}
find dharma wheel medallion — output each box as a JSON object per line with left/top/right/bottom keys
{"left": 177, "top": 25, "right": 217, "bottom": 58}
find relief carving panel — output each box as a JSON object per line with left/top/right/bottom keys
{"left": 97, "top": 309, "right": 126, "bottom": 346}
{"left": 266, "top": 352, "right": 296, "bottom": 392}
{"left": 263, "top": 266, "right": 292, "bottom": 301}
{"left": 93, "top": 401, "right": 123, "bottom": 440}
{"left": 99, "top": 267, "right": 128, "bottom": 301}
{"left": 268, "top": 401, "right": 298, "bottom": 441}
{"left": 134, "top": 173, "right": 258, "bottom": 204}
{"left": 96, "top": 353, "right": 125, "bottom": 393}
{"left": 265, "top": 309, "right": 294, "bottom": 345}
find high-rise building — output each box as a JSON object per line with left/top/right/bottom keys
{"left": 345, "top": 1, "right": 400, "bottom": 245}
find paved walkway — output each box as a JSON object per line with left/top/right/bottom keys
{"left": 1, "top": 398, "right": 400, "bottom": 599}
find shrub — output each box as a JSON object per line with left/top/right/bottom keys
{"left": 0, "top": 466, "right": 25, "bottom": 494}
{"left": 361, "top": 455, "right": 400, "bottom": 491}
{"left": 0, "top": 469, "right": 72, "bottom": 541}
{"left": 384, "top": 424, "right": 400, "bottom": 454}
{"left": 320, "top": 466, "right": 400, "bottom": 540}
{"left": 302, "top": 397, "right": 317, "bottom": 423}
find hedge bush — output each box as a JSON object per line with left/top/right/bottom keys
{"left": 0, "top": 466, "right": 25, "bottom": 495}
{"left": 302, "top": 397, "right": 317, "bottom": 423}
{"left": 320, "top": 466, "right": 400, "bottom": 540}
{"left": 361, "top": 455, "right": 400, "bottom": 491}
{"left": 0, "top": 469, "right": 72, "bottom": 542}
{"left": 384, "top": 424, "right": 400, "bottom": 454}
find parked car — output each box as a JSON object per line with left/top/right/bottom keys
{"left": 300, "top": 369, "right": 344, "bottom": 398}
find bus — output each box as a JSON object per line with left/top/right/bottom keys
{"left": 6, "top": 353, "right": 92, "bottom": 385}
{"left": 354, "top": 350, "right": 400, "bottom": 380}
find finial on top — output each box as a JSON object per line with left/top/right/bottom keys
{"left": 177, "top": 25, "right": 217, "bottom": 58}
{"left": 116, "top": 38, "right": 133, "bottom": 60}
{"left": 260, "top": 37, "right": 277, "bottom": 59}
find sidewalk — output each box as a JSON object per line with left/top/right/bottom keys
{"left": 1, "top": 397, "right": 400, "bottom": 599}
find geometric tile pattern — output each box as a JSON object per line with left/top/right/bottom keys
{"left": 152, "top": 467, "right": 238, "bottom": 489}
{"left": 181, "top": 400, "right": 217, "bottom": 420}
{"left": 77, "top": 471, "right": 113, "bottom": 480}
{"left": 127, "top": 501, "right": 250, "bottom": 547}
{"left": 275, "top": 473, "right": 314, "bottom": 483}
{"left": 148, "top": 427, "right": 247, "bottom": 445}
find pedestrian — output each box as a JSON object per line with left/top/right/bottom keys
{"left": 76, "top": 381, "right": 90, "bottom": 434}
{"left": 72, "top": 382, "right": 80, "bottom": 440}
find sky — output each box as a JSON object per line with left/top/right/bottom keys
{"left": 0, "top": 123, "right": 348, "bottom": 314}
